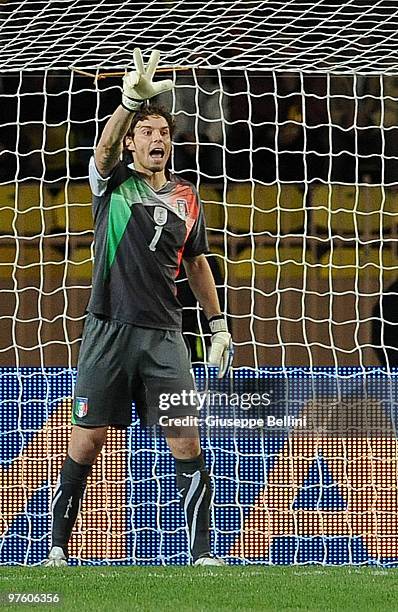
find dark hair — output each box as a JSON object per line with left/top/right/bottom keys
{"left": 123, "top": 104, "right": 175, "bottom": 164}
{"left": 126, "top": 104, "right": 175, "bottom": 140}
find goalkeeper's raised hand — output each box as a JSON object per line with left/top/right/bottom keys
{"left": 122, "top": 48, "right": 173, "bottom": 112}
{"left": 208, "top": 316, "right": 234, "bottom": 378}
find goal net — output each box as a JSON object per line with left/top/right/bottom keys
{"left": 1, "top": 0, "right": 398, "bottom": 566}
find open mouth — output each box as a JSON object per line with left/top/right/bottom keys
{"left": 149, "top": 148, "right": 165, "bottom": 160}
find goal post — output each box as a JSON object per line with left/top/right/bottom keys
{"left": 1, "top": 0, "right": 398, "bottom": 566}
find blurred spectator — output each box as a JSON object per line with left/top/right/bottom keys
{"left": 276, "top": 73, "right": 305, "bottom": 182}
{"left": 0, "top": 131, "right": 17, "bottom": 182}
{"left": 226, "top": 72, "right": 330, "bottom": 184}
{"left": 172, "top": 70, "right": 226, "bottom": 184}
{"left": 224, "top": 71, "right": 252, "bottom": 180}
{"left": 327, "top": 76, "right": 357, "bottom": 183}
{"left": 369, "top": 76, "right": 398, "bottom": 186}
{"left": 4, "top": 68, "right": 398, "bottom": 188}
{"left": 250, "top": 72, "right": 276, "bottom": 182}
{"left": 304, "top": 75, "right": 329, "bottom": 182}
{"left": 324, "top": 75, "right": 398, "bottom": 186}
{"left": 173, "top": 130, "right": 197, "bottom": 185}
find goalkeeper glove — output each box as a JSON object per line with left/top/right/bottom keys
{"left": 208, "top": 316, "right": 234, "bottom": 378}
{"left": 122, "top": 48, "right": 173, "bottom": 112}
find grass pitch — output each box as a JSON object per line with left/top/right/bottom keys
{"left": 0, "top": 566, "right": 397, "bottom": 611}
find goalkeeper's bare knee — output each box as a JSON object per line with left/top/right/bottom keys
{"left": 68, "top": 424, "right": 108, "bottom": 465}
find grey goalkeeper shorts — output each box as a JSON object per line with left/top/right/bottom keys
{"left": 71, "top": 313, "right": 198, "bottom": 429}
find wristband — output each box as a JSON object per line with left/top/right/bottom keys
{"left": 121, "top": 95, "right": 145, "bottom": 112}
{"left": 208, "top": 315, "right": 227, "bottom": 334}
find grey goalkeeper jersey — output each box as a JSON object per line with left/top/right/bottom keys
{"left": 87, "top": 158, "right": 208, "bottom": 330}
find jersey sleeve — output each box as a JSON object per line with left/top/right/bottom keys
{"left": 183, "top": 195, "right": 209, "bottom": 258}
{"left": 89, "top": 156, "right": 128, "bottom": 196}
{"left": 88, "top": 156, "right": 111, "bottom": 197}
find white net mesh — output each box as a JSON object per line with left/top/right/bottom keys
{"left": 1, "top": 0, "right": 398, "bottom": 567}
{"left": 1, "top": 0, "right": 398, "bottom": 73}
{"left": 2, "top": 68, "right": 397, "bottom": 369}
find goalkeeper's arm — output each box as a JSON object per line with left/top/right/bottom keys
{"left": 95, "top": 106, "right": 134, "bottom": 178}
{"left": 184, "top": 254, "right": 233, "bottom": 378}
{"left": 94, "top": 48, "right": 173, "bottom": 178}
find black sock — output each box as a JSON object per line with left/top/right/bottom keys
{"left": 175, "top": 453, "right": 211, "bottom": 562}
{"left": 50, "top": 454, "right": 92, "bottom": 557}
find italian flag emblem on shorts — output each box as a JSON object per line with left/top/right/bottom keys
{"left": 74, "top": 396, "right": 89, "bottom": 418}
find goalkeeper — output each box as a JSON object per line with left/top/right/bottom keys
{"left": 44, "top": 49, "right": 232, "bottom": 567}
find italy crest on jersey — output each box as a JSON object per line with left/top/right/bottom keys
{"left": 176, "top": 199, "right": 187, "bottom": 220}
{"left": 154, "top": 206, "right": 168, "bottom": 226}
{"left": 74, "top": 396, "right": 88, "bottom": 418}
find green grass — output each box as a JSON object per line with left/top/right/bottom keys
{"left": 1, "top": 566, "right": 398, "bottom": 612}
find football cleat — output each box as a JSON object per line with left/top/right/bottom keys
{"left": 193, "top": 555, "right": 226, "bottom": 566}
{"left": 42, "top": 546, "right": 68, "bottom": 567}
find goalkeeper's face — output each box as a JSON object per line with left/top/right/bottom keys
{"left": 126, "top": 115, "right": 172, "bottom": 175}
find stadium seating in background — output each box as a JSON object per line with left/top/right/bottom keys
{"left": 0, "top": 181, "right": 94, "bottom": 286}
{"left": 0, "top": 240, "right": 91, "bottom": 286}
{"left": 0, "top": 183, "right": 58, "bottom": 236}
{"left": 384, "top": 188, "right": 398, "bottom": 233}
{"left": 17, "top": 182, "right": 58, "bottom": 236}
{"left": 52, "top": 182, "right": 93, "bottom": 235}
{"left": 66, "top": 245, "right": 93, "bottom": 283}
{"left": 311, "top": 184, "right": 397, "bottom": 236}
{"left": 0, "top": 245, "right": 16, "bottom": 280}
{"left": 228, "top": 245, "right": 314, "bottom": 281}
{"left": 44, "top": 125, "right": 68, "bottom": 181}
{"left": 225, "top": 183, "right": 253, "bottom": 234}
{"left": 260, "top": 184, "right": 305, "bottom": 235}
{"left": 199, "top": 184, "right": 225, "bottom": 231}
{"left": 319, "top": 246, "right": 398, "bottom": 280}
{"left": 0, "top": 184, "right": 15, "bottom": 235}
{"left": 226, "top": 182, "right": 305, "bottom": 235}
{"left": 51, "top": 183, "right": 93, "bottom": 283}
{"left": 0, "top": 242, "right": 64, "bottom": 285}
